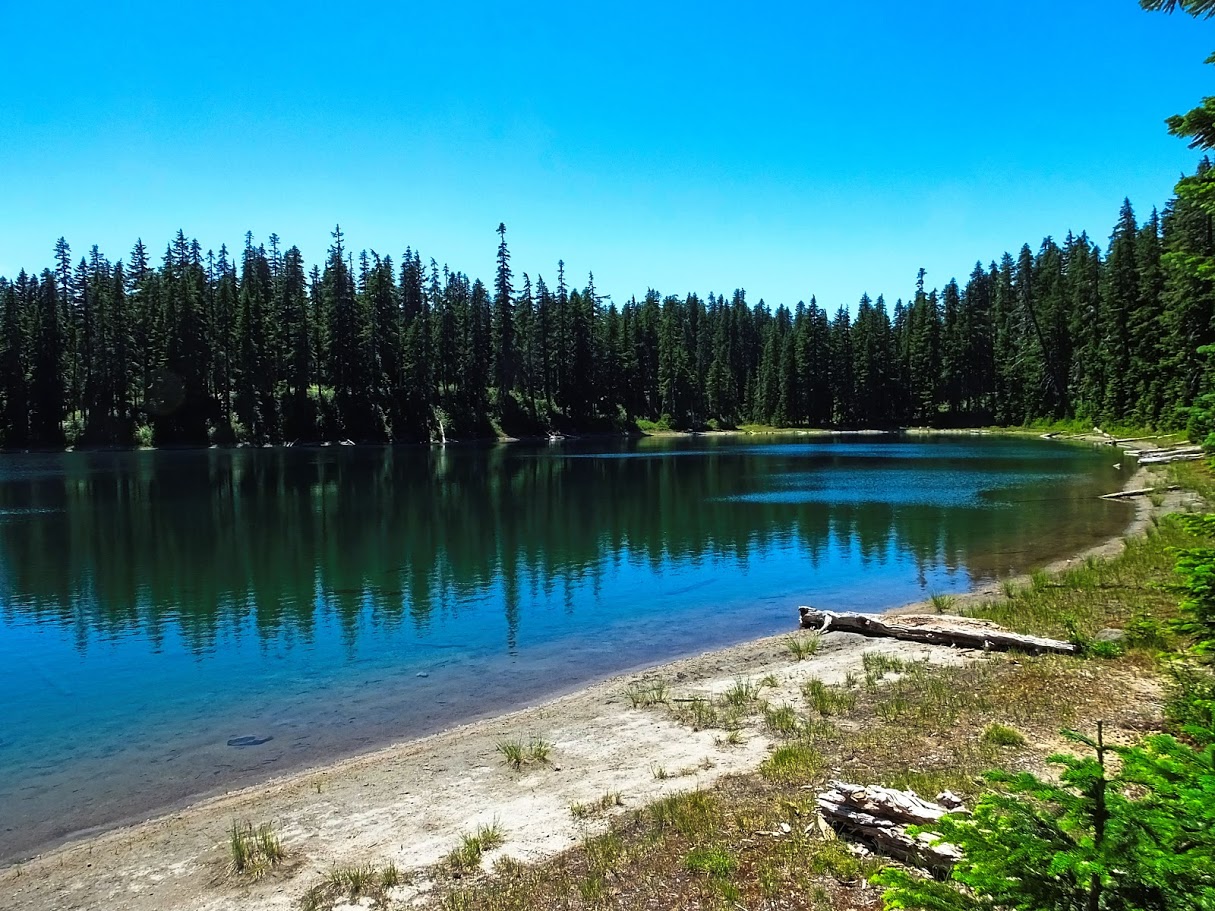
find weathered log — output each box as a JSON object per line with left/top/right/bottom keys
{"left": 1138, "top": 451, "right": 1205, "bottom": 466}
{"left": 798, "top": 608, "right": 1077, "bottom": 655}
{"left": 1099, "top": 485, "right": 1180, "bottom": 500}
{"left": 816, "top": 781, "right": 962, "bottom": 869}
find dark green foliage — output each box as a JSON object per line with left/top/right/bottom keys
{"left": 2, "top": 160, "right": 1214, "bottom": 448}
{"left": 876, "top": 725, "right": 1215, "bottom": 911}
{"left": 1173, "top": 514, "right": 1215, "bottom": 656}
{"left": 1141, "top": 1, "right": 1215, "bottom": 17}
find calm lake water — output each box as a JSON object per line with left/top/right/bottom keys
{"left": 0, "top": 435, "right": 1129, "bottom": 862}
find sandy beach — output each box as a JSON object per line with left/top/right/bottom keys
{"left": 0, "top": 461, "right": 1180, "bottom": 911}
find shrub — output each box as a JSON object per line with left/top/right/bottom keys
{"left": 874, "top": 724, "right": 1215, "bottom": 911}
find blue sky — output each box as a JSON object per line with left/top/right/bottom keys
{"left": 1, "top": 1, "right": 1211, "bottom": 311}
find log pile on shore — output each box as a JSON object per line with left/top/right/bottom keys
{"left": 816, "top": 781, "right": 964, "bottom": 870}
{"left": 1127, "top": 445, "right": 1205, "bottom": 465}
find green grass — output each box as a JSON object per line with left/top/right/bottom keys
{"left": 527, "top": 737, "right": 552, "bottom": 763}
{"left": 929, "top": 592, "right": 956, "bottom": 614}
{"left": 624, "top": 678, "right": 670, "bottom": 707}
{"left": 685, "top": 845, "right": 737, "bottom": 878}
{"left": 570, "top": 792, "right": 624, "bottom": 820}
{"left": 760, "top": 742, "right": 824, "bottom": 784}
{"left": 301, "top": 862, "right": 404, "bottom": 911}
{"left": 448, "top": 821, "right": 507, "bottom": 875}
{"left": 497, "top": 740, "right": 524, "bottom": 769}
{"left": 982, "top": 722, "right": 1027, "bottom": 747}
{"left": 783, "top": 633, "right": 821, "bottom": 660}
{"left": 647, "top": 789, "right": 718, "bottom": 836}
{"left": 227, "top": 820, "right": 284, "bottom": 877}
{"left": 802, "top": 678, "right": 857, "bottom": 716}
{"left": 722, "top": 676, "right": 762, "bottom": 707}
{"left": 970, "top": 515, "right": 1194, "bottom": 642}
{"left": 670, "top": 696, "right": 719, "bottom": 729}
{"left": 762, "top": 702, "right": 802, "bottom": 737}
{"left": 861, "top": 651, "right": 910, "bottom": 679}
{"left": 497, "top": 736, "right": 553, "bottom": 770}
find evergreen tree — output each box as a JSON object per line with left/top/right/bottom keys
{"left": 1103, "top": 201, "right": 1140, "bottom": 421}
{"left": 29, "top": 270, "right": 67, "bottom": 447}
{"left": 492, "top": 223, "right": 516, "bottom": 407}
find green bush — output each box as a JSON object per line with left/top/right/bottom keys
{"left": 1174, "top": 514, "right": 1215, "bottom": 656}
{"left": 874, "top": 724, "right": 1215, "bottom": 911}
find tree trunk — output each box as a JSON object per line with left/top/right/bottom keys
{"left": 798, "top": 608, "right": 1077, "bottom": 655}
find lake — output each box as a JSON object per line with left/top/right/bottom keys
{"left": 0, "top": 434, "right": 1128, "bottom": 863}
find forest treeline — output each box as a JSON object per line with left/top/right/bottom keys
{"left": 1, "top": 161, "right": 1213, "bottom": 448}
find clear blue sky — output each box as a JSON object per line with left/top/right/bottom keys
{"left": 1, "top": 1, "right": 1211, "bottom": 311}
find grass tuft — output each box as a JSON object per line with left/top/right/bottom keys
{"left": 496, "top": 736, "right": 552, "bottom": 770}
{"left": 570, "top": 791, "right": 624, "bottom": 820}
{"left": 447, "top": 820, "right": 506, "bottom": 875}
{"left": 803, "top": 678, "right": 857, "bottom": 716}
{"left": 624, "top": 679, "right": 670, "bottom": 707}
{"left": 783, "top": 633, "right": 822, "bottom": 661}
{"left": 685, "top": 845, "right": 737, "bottom": 878}
{"left": 723, "top": 676, "right": 762, "bottom": 707}
{"left": 228, "top": 820, "right": 284, "bottom": 877}
{"left": 929, "top": 592, "right": 956, "bottom": 614}
{"left": 763, "top": 702, "right": 802, "bottom": 737}
{"left": 982, "top": 722, "right": 1027, "bottom": 747}
{"left": 760, "top": 742, "right": 823, "bottom": 784}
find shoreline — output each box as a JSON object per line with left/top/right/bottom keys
{"left": 7, "top": 422, "right": 1175, "bottom": 454}
{"left": 0, "top": 450, "right": 1186, "bottom": 911}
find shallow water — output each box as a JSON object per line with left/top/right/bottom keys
{"left": 0, "top": 434, "right": 1128, "bottom": 862}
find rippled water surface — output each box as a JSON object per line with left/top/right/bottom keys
{"left": 0, "top": 435, "right": 1130, "bottom": 862}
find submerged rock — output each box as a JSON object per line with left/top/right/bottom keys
{"left": 226, "top": 735, "right": 274, "bottom": 748}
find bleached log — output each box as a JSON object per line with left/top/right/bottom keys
{"left": 1138, "top": 450, "right": 1205, "bottom": 465}
{"left": 798, "top": 608, "right": 1077, "bottom": 655}
{"left": 816, "top": 781, "right": 962, "bottom": 869}
{"left": 1099, "top": 485, "right": 1179, "bottom": 500}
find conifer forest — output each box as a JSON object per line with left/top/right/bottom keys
{"left": 1, "top": 162, "right": 1213, "bottom": 449}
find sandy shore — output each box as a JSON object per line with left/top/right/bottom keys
{"left": 4, "top": 630, "right": 972, "bottom": 911}
{"left": 0, "top": 457, "right": 1187, "bottom": 911}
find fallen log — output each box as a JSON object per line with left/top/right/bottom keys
{"left": 1138, "top": 452, "right": 1205, "bottom": 465}
{"left": 817, "top": 781, "right": 963, "bottom": 869}
{"left": 1099, "top": 485, "right": 1180, "bottom": 500}
{"left": 798, "top": 608, "right": 1077, "bottom": 655}
{"left": 1134, "top": 444, "right": 1203, "bottom": 458}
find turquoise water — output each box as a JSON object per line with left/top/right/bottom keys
{"left": 0, "top": 435, "right": 1128, "bottom": 862}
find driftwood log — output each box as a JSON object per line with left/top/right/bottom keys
{"left": 1124, "top": 445, "right": 1204, "bottom": 465}
{"left": 799, "top": 608, "right": 1077, "bottom": 655}
{"left": 817, "top": 781, "right": 963, "bottom": 869}
{"left": 1100, "top": 485, "right": 1180, "bottom": 500}
{"left": 1138, "top": 451, "right": 1205, "bottom": 465}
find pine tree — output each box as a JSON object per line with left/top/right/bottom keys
{"left": 876, "top": 724, "right": 1215, "bottom": 911}
{"left": 0, "top": 277, "right": 29, "bottom": 447}
{"left": 829, "top": 305, "right": 854, "bottom": 424}
{"left": 492, "top": 223, "right": 516, "bottom": 409}
{"left": 281, "top": 245, "right": 315, "bottom": 441}
{"left": 1103, "top": 200, "right": 1140, "bottom": 421}
{"left": 29, "top": 270, "right": 67, "bottom": 446}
